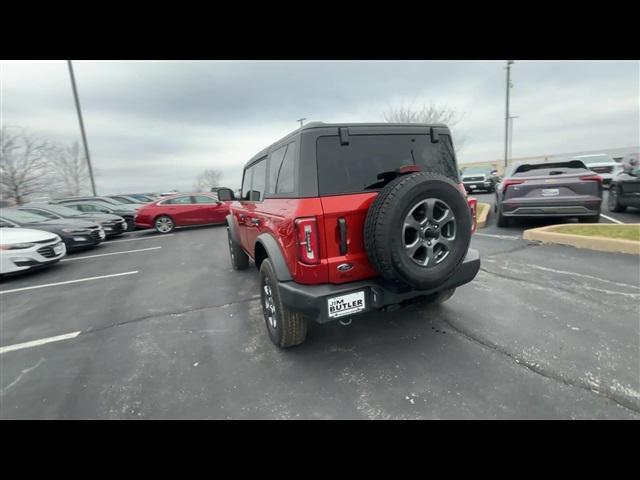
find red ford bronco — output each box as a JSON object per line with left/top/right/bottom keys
{"left": 224, "top": 122, "right": 480, "bottom": 348}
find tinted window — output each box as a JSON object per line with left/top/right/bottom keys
{"left": 162, "top": 196, "right": 193, "bottom": 205}
{"left": 316, "top": 134, "right": 456, "bottom": 195}
{"left": 276, "top": 142, "right": 296, "bottom": 194}
{"left": 193, "top": 195, "right": 218, "bottom": 204}
{"left": 241, "top": 166, "right": 253, "bottom": 201}
{"left": 251, "top": 159, "right": 267, "bottom": 201}
{"left": 267, "top": 145, "right": 287, "bottom": 194}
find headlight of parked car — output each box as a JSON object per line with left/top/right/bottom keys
{"left": 0, "top": 243, "right": 35, "bottom": 250}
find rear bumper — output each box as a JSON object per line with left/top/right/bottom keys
{"left": 278, "top": 249, "right": 480, "bottom": 324}
{"left": 501, "top": 197, "right": 601, "bottom": 217}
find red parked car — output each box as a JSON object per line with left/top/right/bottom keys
{"left": 135, "top": 192, "right": 232, "bottom": 233}
{"left": 227, "top": 122, "right": 479, "bottom": 348}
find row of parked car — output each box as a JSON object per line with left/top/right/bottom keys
{"left": 0, "top": 190, "right": 236, "bottom": 277}
{"left": 459, "top": 153, "right": 639, "bottom": 226}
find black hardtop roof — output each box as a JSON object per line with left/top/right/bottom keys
{"left": 245, "top": 121, "right": 450, "bottom": 168}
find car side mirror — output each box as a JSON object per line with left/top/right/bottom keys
{"left": 217, "top": 188, "right": 235, "bottom": 202}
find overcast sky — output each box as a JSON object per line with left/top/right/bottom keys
{"left": 1, "top": 60, "right": 638, "bottom": 193}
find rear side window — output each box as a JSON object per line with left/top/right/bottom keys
{"left": 162, "top": 196, "right": 193, "bottom": 205}
{"left": 316, "top": 134, "right": 457, "bottom": 196}
{"left": 276, "top": 142, "right": 296, "bottom": 194}
{"left": 193, "top": 195, "right": 217, "bottom": 203}
{"left": 267, "top": 145, "right": 287, "bottom": 194}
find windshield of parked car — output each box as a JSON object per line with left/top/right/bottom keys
{"left": 575, "top": 155, "right": 615, "bottom": 165}
{"left": 462, "top": 166, "right": 493, "bottom": 175}
{"left": 0, "top": 209, "right": 49, "bottom": 224}
{"left": 35, "top": 204, "right": 84, "bottom": 217}
{"left": 316, "top": 134, "right": 457, "bottom": 195}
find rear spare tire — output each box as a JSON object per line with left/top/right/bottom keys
{"left": 364, "top": 172, "right": 472, "bottom": 290}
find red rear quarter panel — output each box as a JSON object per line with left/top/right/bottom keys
{"left": 231, "top": 198, "right": 330, "bottom": 284}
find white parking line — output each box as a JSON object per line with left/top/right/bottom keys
{"left": 600, "top": 214, "right": 624, "bottom": 225}
{"left": 103, "top": 233, "right": 174, "bottom": 243}
{"left": 62, "top": 246, "right": 161, "bottom": 262}
{"left": 474, "top": 233, "right": 521, "bottom": 240}
{"left": 0, "top": 271, "right": 138, "bottom": 295}
{"left": 0, "top": 331, "right": 81, "bottom": 355}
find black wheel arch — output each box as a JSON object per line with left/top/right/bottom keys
{"left": 255, "top": 233, "right": 293, "bottom": 281}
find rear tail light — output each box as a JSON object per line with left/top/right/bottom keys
{"left": 295, "top": 217, "right": 320, "bottom": 265}
{"left": 579, "top": 174, "right": 603, "bottom": 186}
{"left": 501, "top": 179, "right": 524, "bottom": 193}
{"left": 467, "top": 197, "right": 477, "bottom": 234}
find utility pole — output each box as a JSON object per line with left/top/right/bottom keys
{"left": 67, "top": 60, "right": 97, "bottom": 196}
{"left": 504, "top": 60, "right": 514, "bottom": 170}
{"left": 508, "top": 115, "right": 519, "bottom": 161}
{"left": 297, "top": 118, "right": 306, "bottom": 129}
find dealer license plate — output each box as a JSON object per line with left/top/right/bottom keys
{"left": 327, "top": 291, "right": 366, "bottom": 319}
{"left": 541, "top": 188, "right": 559, "bottom": 196}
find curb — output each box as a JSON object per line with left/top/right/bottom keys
{"left": 522, "top": 224, "right": 640, "bottom": 255}
{"left": 476, "top": 202, "right": 491, "bottom": 229}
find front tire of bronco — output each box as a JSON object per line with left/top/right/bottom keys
{"left": 227, "top": 229, "right": 249, "bottom": 270}
{"left": 259, "top": 258, "right": 307, "bottom": 348}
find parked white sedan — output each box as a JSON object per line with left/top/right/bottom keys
{"left": 0, "top": 227, "right": 66, "bottom": 275}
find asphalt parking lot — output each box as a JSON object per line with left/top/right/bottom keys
{"left": 1, "top": 195, "right": 639, "bottom": 419}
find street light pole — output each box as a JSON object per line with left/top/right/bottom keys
{"left": 504, "top": 60, "right": 514, "bottom": 170}
{"left": 297, "top": 118, "right": 306, "bottom": 129}
{"left": 508, "top": 115, "right": 519, "bottom": 161}
{"left": 67, "top": 60, "right": 97, "bottom": 196}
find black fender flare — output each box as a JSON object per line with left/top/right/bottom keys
{"left": 226, "top": 214, "right": 239, "bottom": 243}
{"left": 256, "top": 233, "right": 293, "bottom": 282}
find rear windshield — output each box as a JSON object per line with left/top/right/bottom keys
{"left": 316, "top": 134, "right": 457, "bottom": 196}
{"left": 513, "top": 160, "right": 589, "bottom": 177}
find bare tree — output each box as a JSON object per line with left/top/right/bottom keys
{"left": 0, "top": 126, "right": 53, "bottom": 205}
{"left": 383, "top": 102, "right": 468, "bottom": 153}
{"left": 193, "top": 169, "right": 223, "bottom": 192}
{"left": 48, "top": 142, "right": 90, "bottom": 197}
